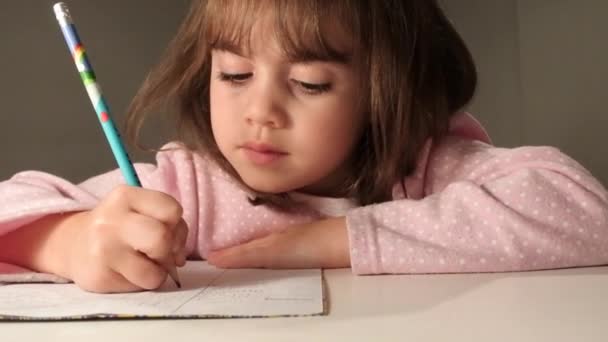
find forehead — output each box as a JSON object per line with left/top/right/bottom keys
{"left": 203, "top": 0, "right": 358, "bottom": 64}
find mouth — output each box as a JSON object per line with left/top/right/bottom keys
{"left": 240, "top": 142, "right": 288, "bottom": 165}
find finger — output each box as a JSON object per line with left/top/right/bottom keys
{"left": 102, "top": 185, "right": 184, "bottom": 226}
{"left": 176, "top": 252, "right": 187, "bottom": 267}
{"left": 120, "top": 213, "right": 175, "bottom": 261}
{"left": 119, "top": 213, "right": 181, "bottom": 282}
{"left": 208, "top": 237, "right": 275, "bottom": 268}
{"left": 77, "top": 268, "right": 142, "bottom": 294}
{"left": 172, "top": 219, "right": 188, "bottom": 252}
{"left": 173, "top": 219, "right": 189, "bottom": 266}
{"left": 98, "top": 271, "right": 144, "bottom": 294}
{"left": 111, "top": 249, "right": 168, "bottom": 290}
{"left": 207, "top": 248, "right": 244, "bottom": 268}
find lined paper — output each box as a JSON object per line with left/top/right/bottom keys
{"left": 0, "top": 261, "right": 324, "bottom": 320}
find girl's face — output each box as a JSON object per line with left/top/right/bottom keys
{"left": 209, "top": 19, "right": 365, "bottom": 197}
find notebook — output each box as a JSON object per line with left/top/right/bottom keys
{"left": 0, "top": 261, "right": 324, "bottom": 320}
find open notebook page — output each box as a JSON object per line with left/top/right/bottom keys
{"left": 0, "top": 261, "right": 324, "bottom": 320}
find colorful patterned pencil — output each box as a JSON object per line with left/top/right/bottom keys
{"left": 53, "top": 2, "right": 181, "bottom": 288}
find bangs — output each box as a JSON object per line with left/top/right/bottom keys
{"left": 203, "top": 0, "right": 359, "bottom": 64}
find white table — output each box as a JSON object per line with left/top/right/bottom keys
{"left": 4, "top": 266, "right": 608, "bottom": 342}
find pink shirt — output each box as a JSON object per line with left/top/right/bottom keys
{"left": 1, "top": 112, "right": 607, "bottom": 282}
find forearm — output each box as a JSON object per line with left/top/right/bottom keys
{"left": 347, "top": 168, "right": 608, "bottom": 274}
{"left": 0, "top": 212, "right": 86, "bottom": 278}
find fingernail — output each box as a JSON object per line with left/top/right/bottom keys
{"left": 178, "top": 250, "right": 187, "bottom": 265}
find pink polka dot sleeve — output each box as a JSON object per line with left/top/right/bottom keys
{"left": 0, "top": 141, "right": 317, "bottom": 282}
{"left": 0, "top": 142, "right": 201, "bottom": 280}
{"left": 347, "top": 136, "right": 608, "bottom": 274}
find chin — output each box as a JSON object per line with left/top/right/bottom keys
{"left": 240, "top": 175, "right": 296, "bottom": 194}
{"left": 247, "top": 182, "right": 293, "bottom": 194}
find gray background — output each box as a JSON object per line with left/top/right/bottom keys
{"left": 1, "top": 1, "right": 606, "bottom": 186}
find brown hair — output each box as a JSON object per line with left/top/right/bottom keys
{"left": 126, "top": 0, "right": 476, "bottom": 208}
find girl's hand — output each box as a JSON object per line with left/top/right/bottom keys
{"left": 65, "top": 185, "right": 188, "bottom": 293}
{"left": 207, "top": 217, "right": 351, "bottom": 269}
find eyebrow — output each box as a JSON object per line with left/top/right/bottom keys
{"left": 211, "top": 40, "right": 353, "bottom": 65}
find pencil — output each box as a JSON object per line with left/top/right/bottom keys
{"left": 53, "top": 2, "right": 181, "bottom": 289}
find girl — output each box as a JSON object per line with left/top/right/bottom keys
{"left": 1, "top": 0, "right": 607, "bottom": 293}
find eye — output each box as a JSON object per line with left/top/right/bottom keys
{"left": 293, "top": 80, "right": 332, "bottom": 95}
{"left": 217, "top": 72, "right": 252, "bottom": 84}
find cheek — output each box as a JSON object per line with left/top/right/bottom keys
{"left": 296, "top": 105, "right": 363, "bottom": 163}
{"left": 209, "top": 84, "right": 234, "bottom": 150}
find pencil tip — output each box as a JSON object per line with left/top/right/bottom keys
{"left": 176, "top": 280, "right": 182, "bottom": 288}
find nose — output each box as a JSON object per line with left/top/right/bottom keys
{"left": 244, "top": 81, "right": 287, "bottom": 129}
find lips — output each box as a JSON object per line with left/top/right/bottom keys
{"left": 240, "top": 142, "right": 288, "bottom": 165}
{"left": 242, "top": 142, "right": 286, "bottom": 154}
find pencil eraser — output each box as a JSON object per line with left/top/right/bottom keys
{"left": 53, "top": 2, "right": 73, "bottom": 24}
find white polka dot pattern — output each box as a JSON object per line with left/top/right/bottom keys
{"left": 347, "top": 136, "right": 608, "bottom": 274}
{"left": 1, "top": 133, "right": 607, "bottom": 282}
